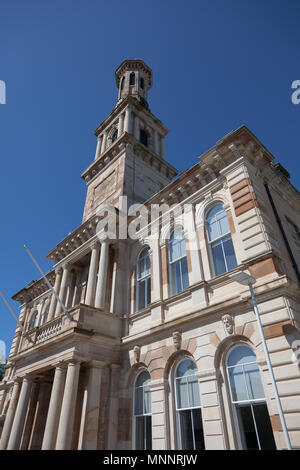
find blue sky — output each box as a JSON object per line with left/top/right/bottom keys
{"left": 0, "top": 0, "right": 299, "bottom": 353}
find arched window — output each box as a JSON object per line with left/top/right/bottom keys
{"left": 136, "top": 248, "right": 151, "bottom": 311}
{"left": 206, "top": 203, "right": 237, "bottom": 276}
{"left": 129, "top": 72, "right": 135, "bottom": 86}
{"left": 140, "top": 129, "right": 148, "bottom": 147}
{"left": 111, "top": 130, "right": 118, "bottom": 143}
{"left": 175, "top": 359, "right": 205, "bottom": 450}
{"left": 121, "top": 76, "right": 125, "bottom": 90}
{"left": 29, "top": 311, "right": 39, "bottom": 330}
{"left": 227, "top": 345, "right": 276, "bottom": 450}
{"left": 168, "top": 227, "right": 189, "bottom": 296}
{"left": 133, "top": 370, "right": 152, "bottom": 450}
{"left": 140, "top": 77, "right": 144, "bottom": 89}
{"left": 42, "top": 303, "right": 49, "bottom": 325}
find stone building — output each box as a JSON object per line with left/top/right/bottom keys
{"left": 0, "top": 59, "right": 300, "bottom": 450}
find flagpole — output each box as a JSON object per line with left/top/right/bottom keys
{"left": 0, "top": 291, "right": 29, "bottom": 338}
{"left": 23, "top": 245, "right": 76, "bottom": 323}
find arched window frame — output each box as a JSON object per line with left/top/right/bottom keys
{"left": 225, "top": 343, "right": 276, "bottom": 450}
{"left": 28, "top": 310, "right": 39, "bottom": 330}
{"left": 133, "top": 369, "right": 152, "bottom": 450}
{"left": 173, "top": 358, "right": 205, "bottom": 450}
{"left": 41, "top": 301, "right": 50, "bottom": 325}
{"left": 205, "top": 202, "right": 237, "bottom": 277}
{"left": 136, "top": 247, "right": 151, "bottom": 311}
{"left": 129, "top": 72, "right": 136, "bottom": 86}
{"left": 168, "top": 227, "right": 189, "bottom": 296}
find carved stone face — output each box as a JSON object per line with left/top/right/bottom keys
{"left": 133, "top": 345, "right": 141, "bottom": 363}
{"left": 172, "top": 331, "right": 182, "bottom": 350}
{"left": 222, "top": 314, "right": 234, "bottom": 335}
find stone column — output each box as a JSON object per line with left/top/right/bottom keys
{"left": 151, "top": 239, "right": 162, "bottom": 303}
{"left": 118, "top": 113, "right": 124, "bottom": 137}
{"left": 20, "top": 380, "right": 39, "bottom": 450}
{"left": 124, "top": 107, "right": 131, "bottom": 133}
{"left": 134, "top": 115, "right": 139, "bottom": 140}
{"left": 110, "top": 243, "right": 126, "bottom": 315}
{"left": 160, "top": 135, "right": 165, "bottom": 159}
{"left": 7, "top": 376, "right": 33, "bottom": 450}
{"left": 101, "top": 132, "right": 107, "bottom": 154}
{"left": 42, "top": 363, "right": 67, "bottom": 450}
{"left": 80, "top": 361, "right": 105, "bottom": 449}
{"left": 55, "top": 360, "right": 80, "bottom": 450}
{"left": 85, "top": 243, "right": 100, "bottom": 306}
{"left": 55, "top": 264, "right": 71, "bottom": 316}
{"left": 94, "top": 240, "right": 110, "bottom": 310}
{"left": 0, "top": 379, "right": 21, "bottom": 450}
{"left": 107, "top": 364, "right": 121, "bottom": 449}
{"left": 48, "top": 268, "right": 62, "bottom": 322}
{"left": 94, "top": 135, "right": 102, "bottom": 161}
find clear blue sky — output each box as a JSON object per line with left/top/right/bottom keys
{"left": 0, "top": 0, "right": 299, "bottom": 354}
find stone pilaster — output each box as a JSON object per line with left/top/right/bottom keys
{"left": 95, "top": 240, "right": 110, "bottom": 310}
{"left": 48, "top": 268, "right": 62, "bottom": 321}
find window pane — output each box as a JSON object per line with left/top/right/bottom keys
{"left": 175, "top": 261, "right": 182, "bottom": 294}
{"left": 237, "top": 405, "right": 259, "bottom": 450}
{"left": 222, "top": 236, "right": 237, "bottom": 271}
{"left": 178, "top": 410, "right": 194, "bottom": 450}
{"left": 181, "top": 258, "right": 189, "bottom": 291}
{"left": 169, "top": 240, "right": 180, "bottom": 262}
{"left": 253, "top": 403, "right": 276, "bottom": 450}
{"left": 207, "top": 220, "right": 219, "bottom": 242}
{"left": 211, "top": 241, "right": 226, "bottom": 276}
{"left": 244, "top": 363, "right": 265, "bottom": 400}
{"left": 188, "top": 376, "right": 201, "bottom": 408}
{"left": 228, "top": 365, "right": 248, "bottom": 402}
{"left": 218, "top": 212, "right": 230, "bottom": 236}
{"left": 206, "top": 204, "right": 223, "bottom": 221}
{"left": 192, "top": 409, "right": 205, "bottom": 450}
{"left": 146, "top": 277, "right": 151, "bottom": 307}
{"left": 176, "top": 377, "right": 189, "bottom": 409}
{"left": 228, "top": 346, "right": 256, "bottom": 367}
{"left": 135, "top": 416, "right": 144, "bottom": 449}
{"left": 138, "top": 280, "right": 145, "bottom": 310}
{"left": 145, "top": 415, "right": 152, "bottom": 450}
{"left": 176, "top": 359, "right": 196, "bottom": 378}
{"left": 144, "top": 388, "right": 151, "bottom": 414}
{"left": 135, "top": 387, "right": 143, "bottom": 415}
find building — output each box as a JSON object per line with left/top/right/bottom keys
{"left": 0, "top": 59, "right": 300, "bottom": 450}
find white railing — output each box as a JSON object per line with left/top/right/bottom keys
{"left": 35, "top": 318, "right": 62, "bottom": 344}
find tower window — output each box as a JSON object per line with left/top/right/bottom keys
{"left": 140, "top": 129, "right": 148, "bottom": 147}
{"left": 140, "top": 77, "right": 144, "bottom": 89}
{"left": 112, "top": 130, "right": 118, "bottom": 143}
{"left": 121, "top": 77, "right": 125, "bottom": 90}
{"left": 129, "top": 72, "right": 135, "bottom": 86}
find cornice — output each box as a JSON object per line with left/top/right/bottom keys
{"left": 12, "top": 271, "right": 55, "bottom": 304}
{"left": 94, "top": 95, "right": 169, "bottom": 137}
{"left": 81, "top": 132, "right": 177, "bottom": 186}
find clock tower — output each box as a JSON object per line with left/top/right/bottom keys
{"left": 81, "top": 59, "right": 178, "bottom": 223}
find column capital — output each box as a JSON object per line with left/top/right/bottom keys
{"left": 87, "top": 360, "right": 107, "bottom": 370}
{"left": 62, "top": 263, "right": 72, "bottom": 272}
{"left": 90, "top": 240, "right": 100, "bottom": 250}
{"left": 55, "top": 267, "right": 63, "bottom": 275}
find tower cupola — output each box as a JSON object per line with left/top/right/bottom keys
{"left": 115, "top": 59, "right": 152, "bottom": 109}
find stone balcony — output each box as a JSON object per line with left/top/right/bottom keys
{"left": 19, "top": 304, "right": 122, "bottom": 353}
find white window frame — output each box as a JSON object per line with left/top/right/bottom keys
{"left": 226, "top": 344, "right": 273, "bottom": 450}
{"left": 136, "top": 248, "right": 151, "bottom": 311}
{"left": 168, "top": 228, "right": 189, "bottom": 296}
{"left": 205, "top": 203, "right": 237, "bottom": 277}
{"left": 132, "top": 370, "right": 152, "bottom": 450}
{"left": 174, "top": 359, "right": 203, "bottom": 450}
